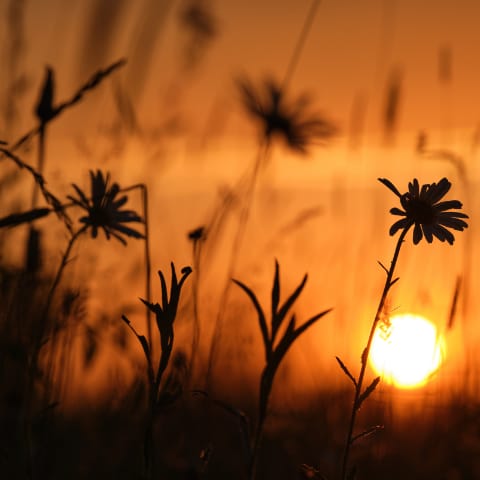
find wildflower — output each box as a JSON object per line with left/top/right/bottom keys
{"left": 237, "top": 77, "right": 336, "bottom": 153}
{"left": 68, "top": 170, "right": 144, "bottom": 245}
{"left": 379, "top": 177, "right": 469, "bottom": 245}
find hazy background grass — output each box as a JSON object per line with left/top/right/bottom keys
{"left": 1, "top": 1, "right": 480, "bottom": 478}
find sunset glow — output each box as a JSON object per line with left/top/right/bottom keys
{"left": 370, "top": 313, "right": 446, "bottom": 389}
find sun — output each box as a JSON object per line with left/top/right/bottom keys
{"left": 369, "top": 313, "right": 446, "bottom": 389}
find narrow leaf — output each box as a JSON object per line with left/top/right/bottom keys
{"left": 177, "top": 265, "right": 193, "bottom": 294}
{"left": 139, "top": 297, "right": 161, "bottom": 315}
{"left": 158, "top": 269, "right": 169, "bottom": 313}
{"left": 291, "top": 308, "right": 332, "bottom": 342}
{"left": 274, "top": 273, "right": 308, "bottom": 337}
{"left": 233, "top": 279, "right": 270, "bottom": 359}
{"left": 271, "top": 259, "right": 280, "bottom": 327}
{"left": 0, "top": 207, "right": 51, "bottom": 228}
{"left": 169, "top": 261, "right": 178, "bottom": 305}
{"left": 121, "top": 315, "right": 154, "bottom": 385}
{"left": 390, "top": 277, "right": 400, "bottom": 287}
{"left": 335, "top": 356, "right": 357, "bottom": 387}
{"left": 377, "top": 260, "right": 388, "bottom": 275}
{"left": 356, "top": 376, "right": 381, "bottom": 409}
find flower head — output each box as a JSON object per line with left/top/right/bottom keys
{"left": 379, "top": 177, "right": 469, "bottom": 245}
{"left": 68, "top": 170, "right": 144, "bottom": 245}
{"left": 237, "top": 77, "right": 337, "bottom": 154}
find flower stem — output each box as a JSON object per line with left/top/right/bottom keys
{"left": 340, "top": 226, "right": 409, "bottom": 480}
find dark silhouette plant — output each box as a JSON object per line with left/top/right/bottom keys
{"left": 122, "top": 263, "right": 192, "bottom": 480}
{"left": 233, "top": 260, "right": 332, "bottom": 480}
{"left": 338, "top": 177, "right": 469, "bottom": 480}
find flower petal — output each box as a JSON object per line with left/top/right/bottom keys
{"left": 409, "top": 179, "right": 420, "bottom": 198}
{"left": 427, "top": 177, "right": 451, "bottom": 204}
{"left": 378, "top": 178, "right": 402, "bottom": 197}
{"left": 434, "top": 200, "right": 463, "bottom": 212}
{"left": 438, "top": 217, "right": 468, "bottom": 230}
{"left": 390, "top": 207, "right": 406, "bottom": 216}
{"left": 438, "top": 211, "right": 469, "bottom": 219}
{"left": 422, "top": 224, "right": 434, "bottom": 243}
{"left": 389, "top": 218, "right": 412, "bottom": 236}
{"left": 432, "top": 224, "right": 455, "bottom": 245}
{"left": 413, "top": 223, "right": 423, "bottom": 244}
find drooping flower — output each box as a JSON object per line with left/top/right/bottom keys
{"left": 237, "top": 77, "right": 337, "bottom": 154}
{"left": 68, "top": 170, "right": 144, "bottom": 245}
{"left": 379, "top": 177, "right": 469, "bottom": 245}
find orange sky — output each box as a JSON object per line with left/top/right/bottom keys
{"left": 2, "top": 0, "right": 480, "bottom": 143}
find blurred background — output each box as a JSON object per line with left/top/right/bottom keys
{"left": 0, "top": 1, "right": 479, "bottom": 477}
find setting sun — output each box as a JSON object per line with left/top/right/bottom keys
{"left": 370, "top": 314, "right": 446, "bottom": 389}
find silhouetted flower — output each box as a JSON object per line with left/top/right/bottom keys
{"left": 379, "top": 177, "right": 468, "bottom": 245}
{"left": 68, "top": 170, "right": 144, "bottom": 245}
{"left": 237, "top": 77, "right": 336, "bottom": 153}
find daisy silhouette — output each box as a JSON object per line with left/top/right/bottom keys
{"left": 379, "top": 177, "right": 468, "bottom": 245}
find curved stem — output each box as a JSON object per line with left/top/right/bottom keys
{"left": 341, "top": 227, "right": 409, "bottom": 480}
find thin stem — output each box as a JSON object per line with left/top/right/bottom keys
{"left": 25, "top": 225, "right": 86, "bottom": 480}
{"left": 282, "top": 0, "right": 321, "bottom": 91}
{"left": 31, "top": 123, "right": 45, "bottom": 210}
{"left": 122, "top": 183, "right": 153, "bottom": 354}
{"left": 249, "top": 372, "right": 272, "bottom": 480}
{"left": 142, "top": 186, "right": 152, "bottom": 354}
{"left": 189, "top": 239, "right": 201, "bottom": 384}
{"left": 204, "top": 140, "right": 271, "bottom": 389}
{"left": 341, "top": 227, "right": 408, "bottom": 480}
{"left": 4, "top": 59, "right": 126, "bottom": 155}
{"left": 249, "top": 412, "right": 266, "bottom": 480}
{"left": 41, "top": 226, "right": 86, "bottom": 323}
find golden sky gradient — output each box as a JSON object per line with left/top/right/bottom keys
{"left": 2, "top": 0, "right": 480, "bottom": 143}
